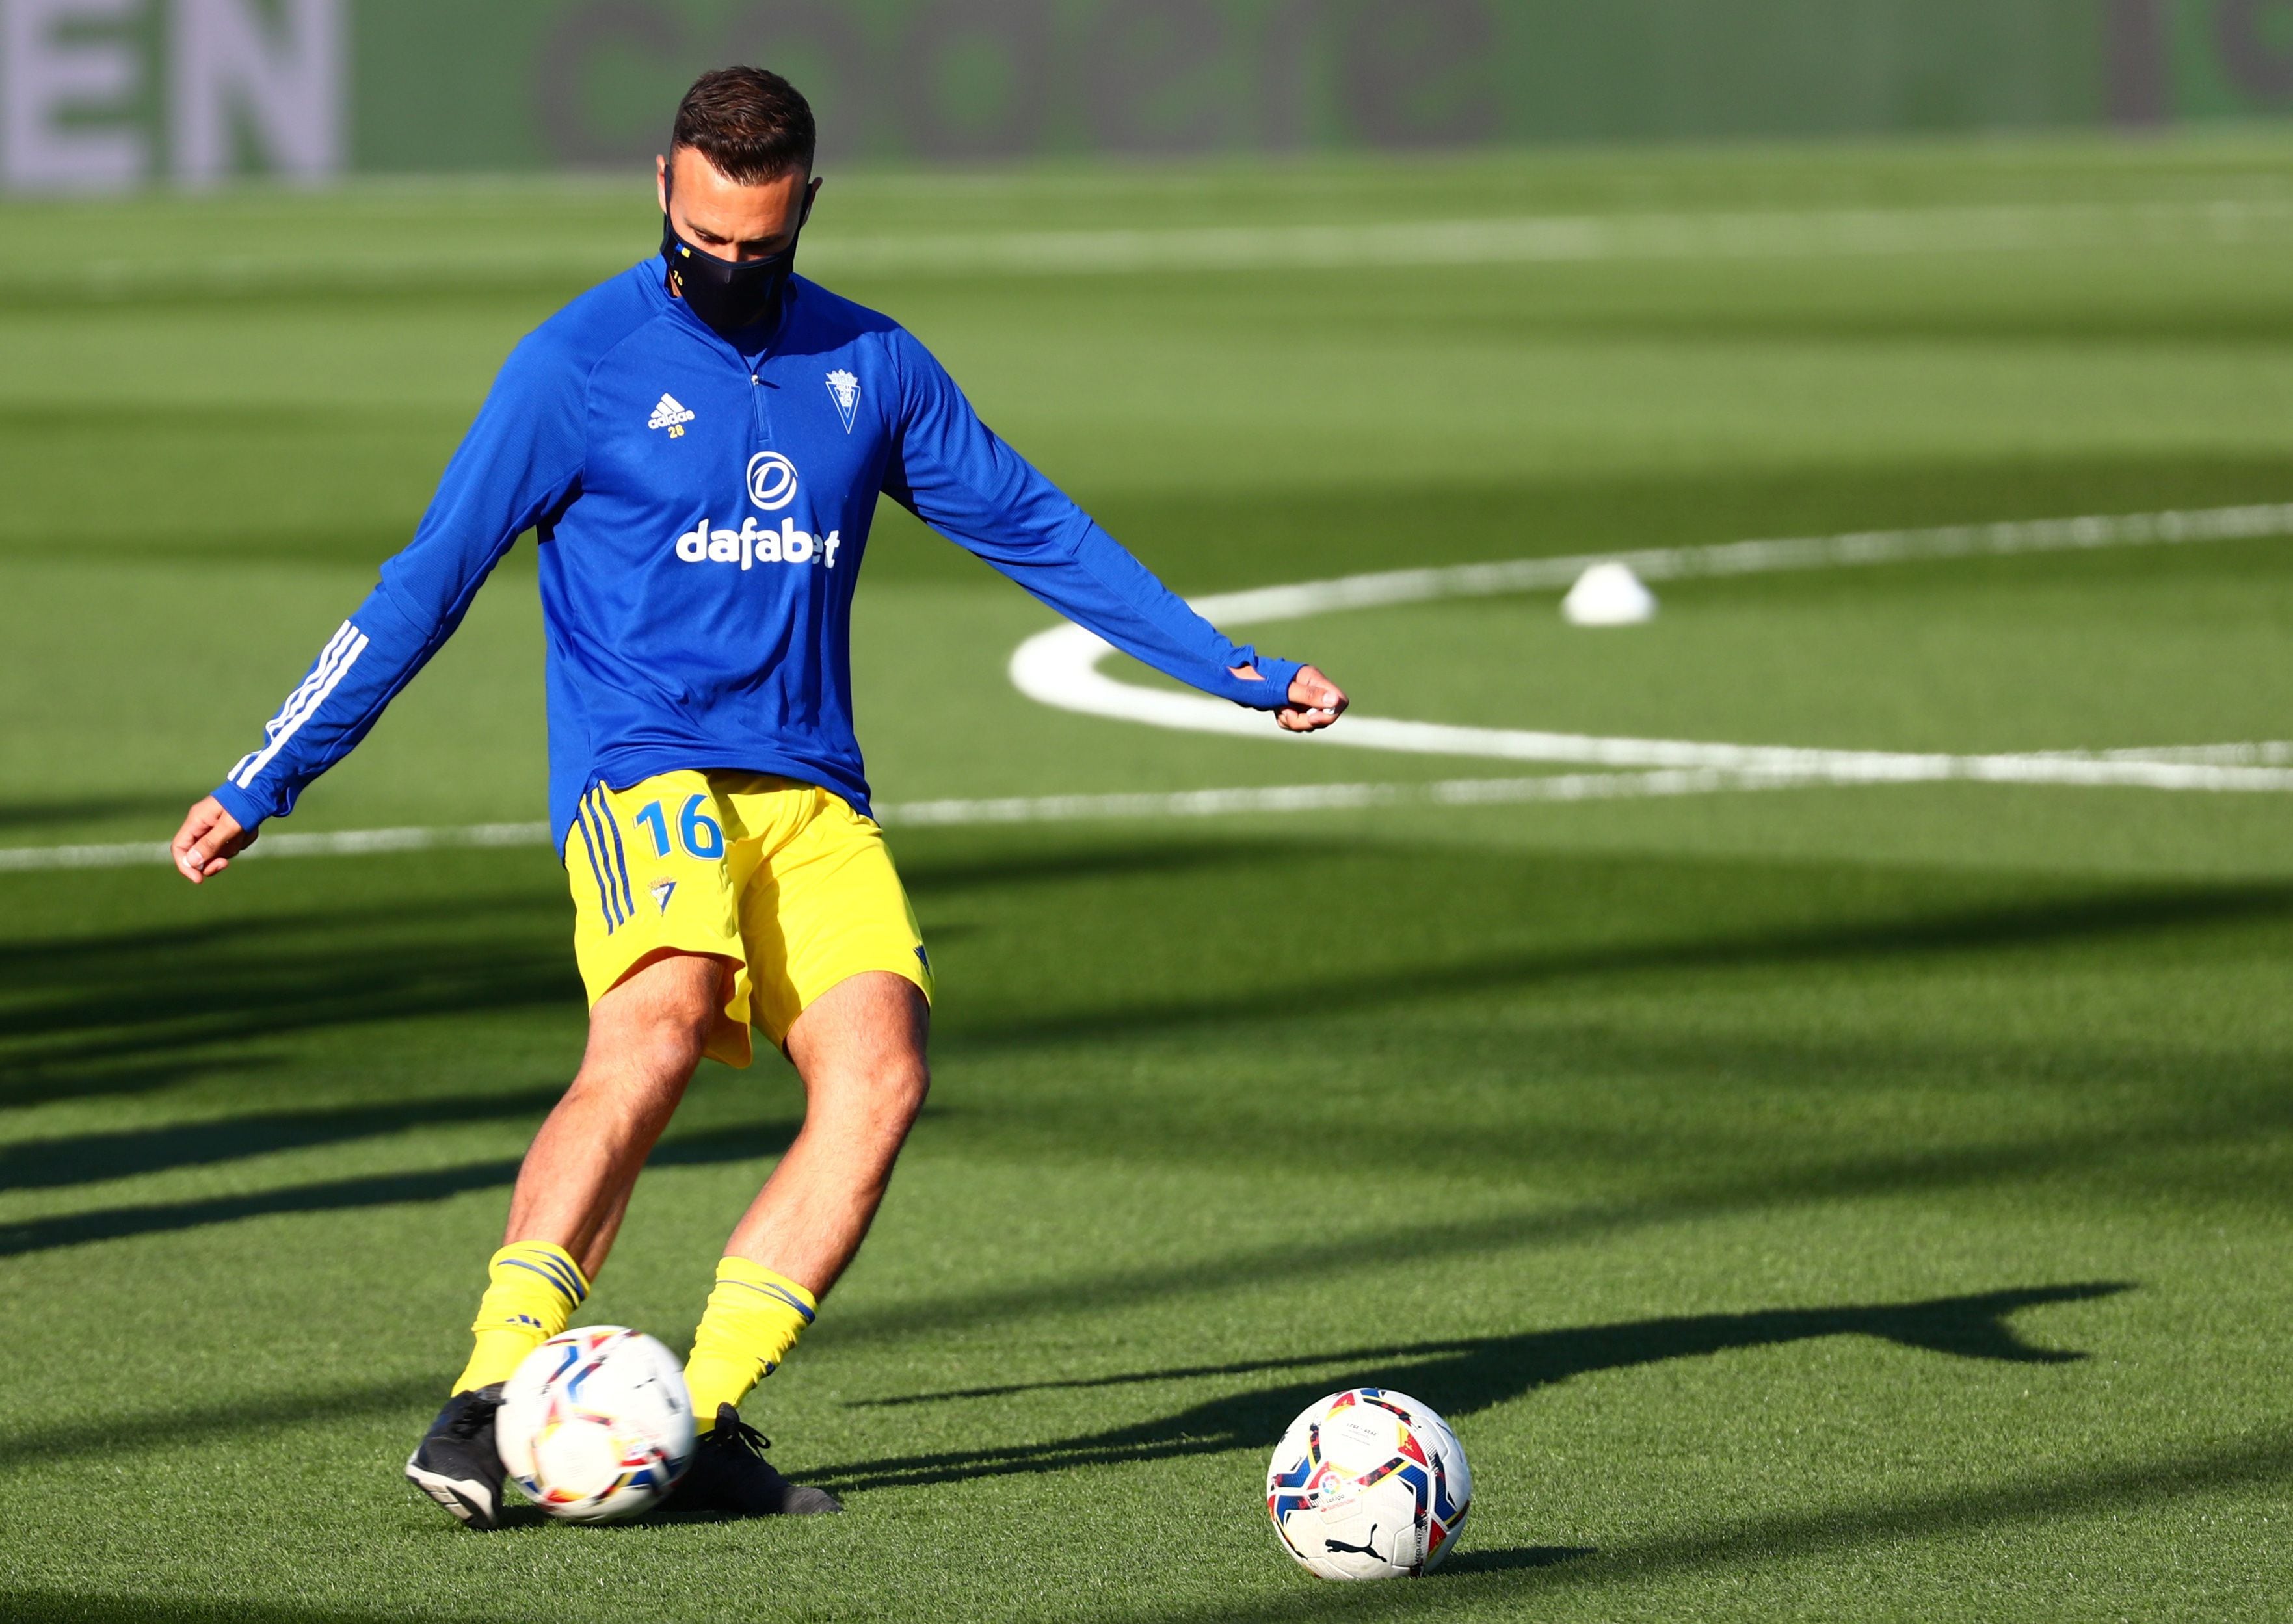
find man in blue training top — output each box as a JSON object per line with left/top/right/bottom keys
{"left": 168, "top": 66, "right": 1347, "bottom": 1527}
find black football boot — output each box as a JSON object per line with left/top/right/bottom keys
{"left": 404, "top": 1383, "right": 507, "bottom": 1530}
{"left": 674, "top": 1404, "right": 843, "bottom": 1517}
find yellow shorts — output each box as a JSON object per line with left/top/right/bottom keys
{"left": 564, "top": 770, "right": 932, "bottom": 1067}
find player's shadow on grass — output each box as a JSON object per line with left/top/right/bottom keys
{"left": 816, "top": 1283, "right": 2127, "bottom": 1494}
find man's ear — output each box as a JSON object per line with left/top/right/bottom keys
{"left": 800, "top": 174, "right": 821, "bottom": 228}
{"left": 656, "top": 153, "right": 671, "bottom": 216}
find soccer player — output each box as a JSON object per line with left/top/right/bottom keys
{"left": 168, "top": 67, "right": 1347, "bottom": 1528}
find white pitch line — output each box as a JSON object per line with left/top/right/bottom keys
{"left": 0, "top": 820, "right": 554, "bottom": 874}
{"left": 0, "top": 772, "right": 1800, "bottom": 874}
{"left": 808, "top": 199, "right": 2293, "bottom": 278}
{"left": 1008, "top": 503, "right": 2293, "bottom": 794}
{"left": 6, "top": 739, "right": 2284, "bottom": 882}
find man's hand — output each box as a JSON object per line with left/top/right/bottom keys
{"left": 172, "top": 796, "right": 256, "bottom": 884}
{"left": 1232, "top": 664, "right": 1349, "bottom": 733}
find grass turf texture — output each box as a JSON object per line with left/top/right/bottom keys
{"left": 5, "top": 135, "right": 2293, "bottom": 1620}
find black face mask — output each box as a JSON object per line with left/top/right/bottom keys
{"left": 661, "top": 203, "right": 807, "bottom": 335}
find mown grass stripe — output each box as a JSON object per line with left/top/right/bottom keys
{"left": 23, "top": 198, "right": 2293, "bottom": 303}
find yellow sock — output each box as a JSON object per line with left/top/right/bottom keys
{"left": 683, "top": 1257, "right": 817, "bottom": 1430}
{"left": 451, "top": 1240, "right": 589, "bottom": 1395}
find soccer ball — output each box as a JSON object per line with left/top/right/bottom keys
{"left": 1266, "top": 1388, "right": 1472, "bottom": 1580}
{"left": 497, "top": 1326, "right": 696, "bottom": 1522}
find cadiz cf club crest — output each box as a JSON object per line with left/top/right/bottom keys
{"left": 826, "top": 369, "right": 860, "bottom": 432}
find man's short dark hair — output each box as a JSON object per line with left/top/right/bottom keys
{"left": 670, "top": 67, "right": 815, "bottom": 184}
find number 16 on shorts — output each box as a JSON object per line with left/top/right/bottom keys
{"left": 634, "top": 794, "right": 725, "bottom": 861}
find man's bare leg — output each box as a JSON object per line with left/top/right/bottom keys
{"left": 675, "top": 972, "right": 928, "bottom": 1439}
{"left": 409, "top": 950, "right": 726, "bottom": 1526}
{"left": 728, "top": 969, "right": 931, "bottom": 1294}
{"left": 447, "top": 951, "right": 722, "bottom": 1393}
{"left": 505, "top": 951, "right": 726, "bottom": 1279}
{"left": 671, "top": 971, "right": 926, "bottom": 1517}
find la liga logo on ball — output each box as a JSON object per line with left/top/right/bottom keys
{"left": 1266, "top": 1388, "right": 1471, "bottom": 1580}
{"left": 497, "top": 1326, "right": 695, "bottom": 1522}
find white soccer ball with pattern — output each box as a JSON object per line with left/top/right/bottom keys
{"left": 1265, "top": 1388, "right": 1472, "bottom": 1580}
{"left": 497, "top": 1326, "right": 695, "bottom": 1522}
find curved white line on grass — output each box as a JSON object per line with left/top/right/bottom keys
{"left": 1009, "top": 503, "right": 2293, "bottom": 795}
{"left": 14, "top": 504, "right": 2286, "bottom": 878}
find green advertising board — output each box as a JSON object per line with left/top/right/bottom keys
{"left": 3, "top": 0, "right": 2291, "bottom": 190}
{"left": 353, "top": 0, "right": 2115, "bottom": 171}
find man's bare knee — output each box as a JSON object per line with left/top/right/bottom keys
{"left": 794, "top": 1053, "right": 926, "bottom": 1155}
{"left": 786, "top": 973, "right": 931, "bottom": 1139}
{"left": 867, "top": 1054, "right": 930, "bottom": 1135}
{"left": 629, "top": 1010, "right": 713, "bottom": 1086}
{"left": 584, "top": 952, "right": 724, "bottom": 1088}
{"left": 895, "top": 1051, "right": 930, "bottom": 1111}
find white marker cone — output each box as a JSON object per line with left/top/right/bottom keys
{"left": 1561, "top": 561, "right": 1658, "bottom": 626}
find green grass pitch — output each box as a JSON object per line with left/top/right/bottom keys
{"left": 5, "top": 135, "right": 2293, "bottom": 1621}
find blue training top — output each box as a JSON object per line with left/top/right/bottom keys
{"left": 209, "top": 262, "right": 1302, "bottom": 848}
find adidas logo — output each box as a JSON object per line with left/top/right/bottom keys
{"left": 648, "top": 394, "right": 695, "bottom": 437}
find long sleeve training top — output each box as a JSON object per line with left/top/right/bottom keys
{"left": 209, "top": 263, "right": 1302, "bottom": 848}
